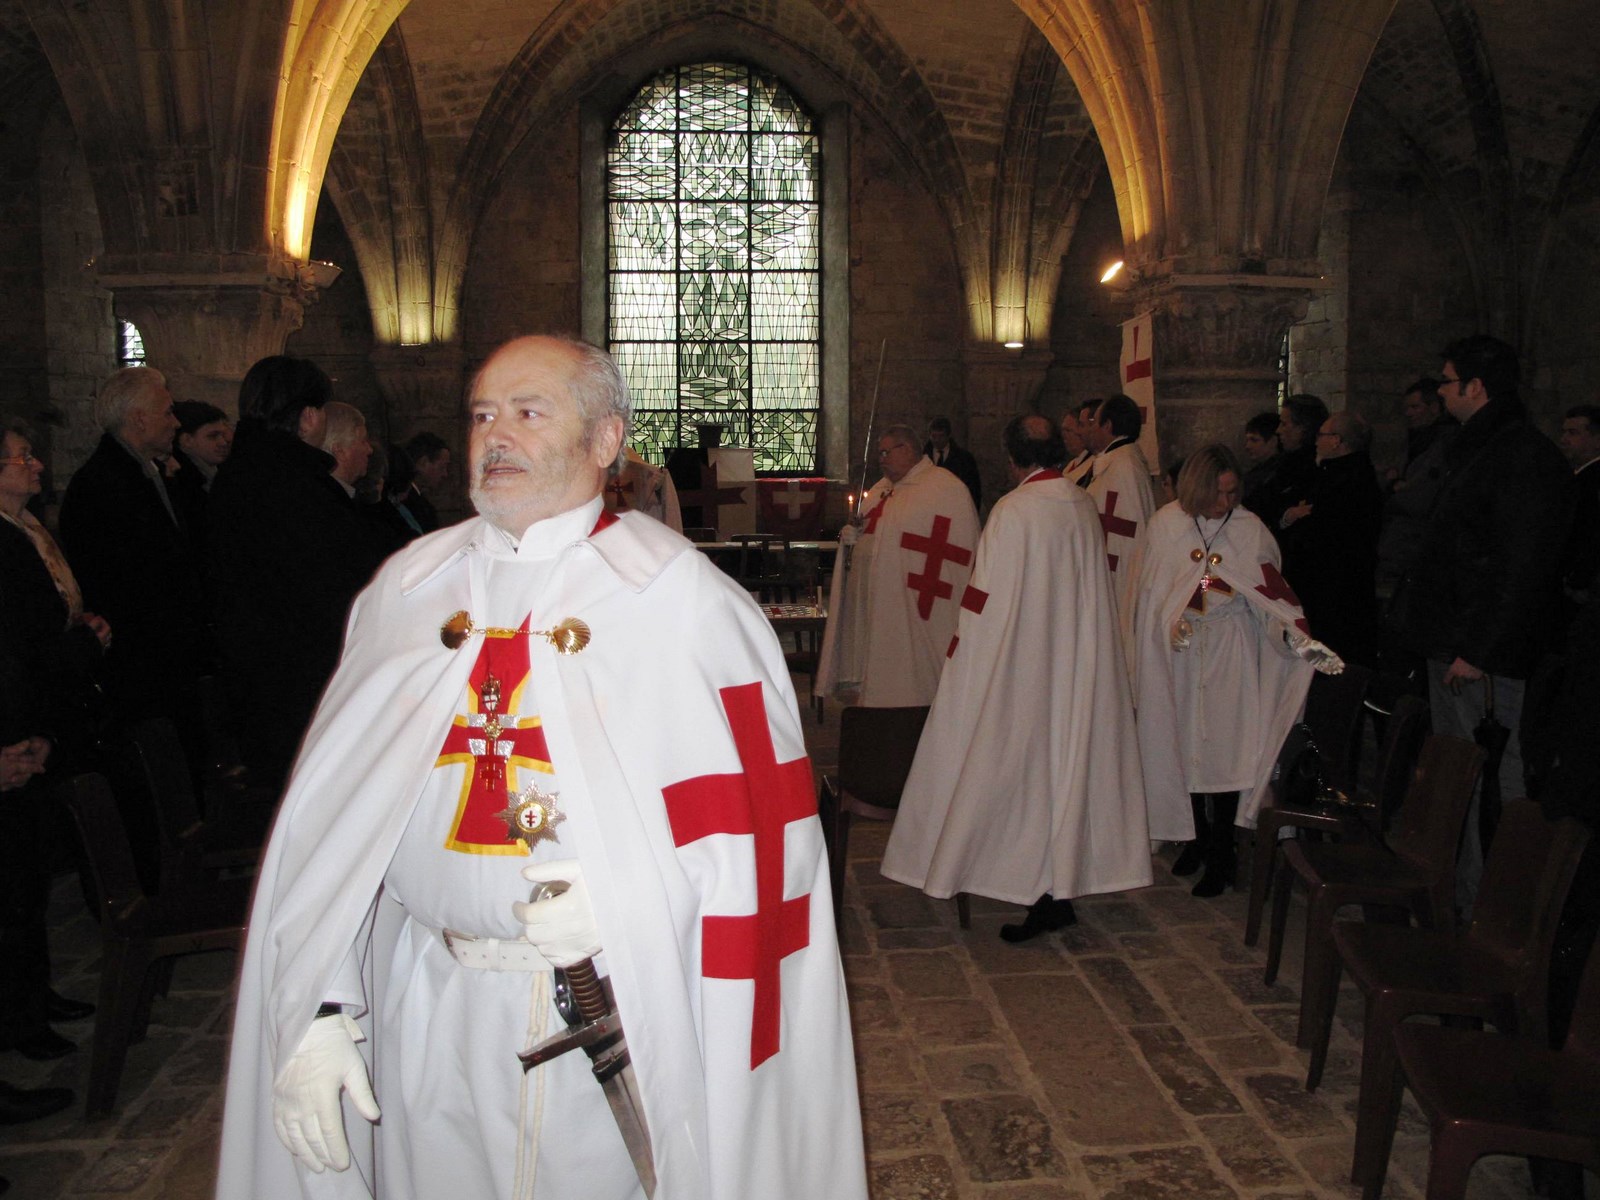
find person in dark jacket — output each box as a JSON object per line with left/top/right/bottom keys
{"left": 1375, "top": 379, "right": 1457, "bottom": 598}
{"left": 1401, "top": 334, "right": 1574, "bottom": 911}
{"left": 166, "top": 399, "right": 233, "bottom": 561}
{"left": 1239, "top": 410, "right": 1282, "bottom": 517}
{"left": 58, "top": 367, "right": 213, "bottom": 741}
{"left": 924, "top": 416, "right": 982, "bottom": 511}
{"left": 1255, "top": 393, "right": 1328, "bottom": 535}
{"left": 1278, "top": 410, "right": 1384, "bottom": 665}
{"left": 399, "top": 430, "right": 451, "bottom": 532}
{"left": 209, "top": 356, "right": 386, "bottom": 788}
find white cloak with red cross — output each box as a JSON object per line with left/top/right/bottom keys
{"left": 1125, "top": 502, "right": 1317, "bottom": 838}
{"left": 1085, "top": 439, "right": 1157, "bottom": 663}
{"left": 815, "top": 456, "right": 980, "bottom": 706}
{"left": 880, "top": 471, "right": 1154, "bottom": 905}
{"left": 216, "top": 504, "right": 865, "bottom": 1200}
{"left": 604, "top": 449, "right": 683, "bottom": 533}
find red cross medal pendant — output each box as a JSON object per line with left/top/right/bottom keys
{"left": 495, "top": 780, "right": 566, "bottom": 850}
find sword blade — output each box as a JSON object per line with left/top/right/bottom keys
{"left": 593, "top": 1048, "right": 657, "bottom": 1197}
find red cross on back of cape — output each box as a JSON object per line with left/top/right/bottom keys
{"left": 861, "top": 489, "right": 891, "bottom": 534}
{"left": 662, "top": 681, "right": 815, "bottom": 1069}
{"left": 1099, "top": 490, "right": 1139, "bottom": 572}
{"left": 1255, "top": 562, "right": 1311, "bottom": 634}
{"left": 433, "top": 616, "right": 554, "bottom": 855}
{"left": 679, "top": 463, "right": 746, "bottom": 528}
{"left": 604, "top": 475, "right": 635, "bottom": 511}
{"left": 901, "top": 515, "right": 973, "bottom": 620}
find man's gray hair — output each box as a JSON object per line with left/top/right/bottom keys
{"left": 565, "top": 340, "right": 633, "bottom": 474}
{"left": 1327, "top": 409, "right": 1371, "bottom": 454}
{"left": 880, "top": 423, "right": 919, "bottom": 449}
{"left": 320, "top": 401, "right": 368, "bottom": 455}
{"left": 95, "top": 366, "right": 167, "bottom": 435}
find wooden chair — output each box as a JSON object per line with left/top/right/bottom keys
{"left": 732, "top": 534, "right": 790, "bottom": 601}
{"left": 1376, "top": 929, "right": 1600, "bottom": 1200}
{"left": 816, "top": 705, "right": 931, "bottom": 930}
{"left": 59, "top": 772, "right": 251, "bottom": 1117}
{"left": 1242, "top": 664, "right": 1380, "bottom": 945}
{"left": 1264, "top": 734, "right": 1484, "bottom": 1052}
{"left": 1325, "top": 799, "right": 1591, "bottom": 1191}
{"left": 127, "top": 717, "right": 271, "bottom": 892}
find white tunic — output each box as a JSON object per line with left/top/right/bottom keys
{"left": 880, "top": 470, "right": 1153, "bottom": 904}
{"left": 815, "top": 457, "right": 980, "bottom": 706}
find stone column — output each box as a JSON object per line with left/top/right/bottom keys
{"left": 1139, "top": 279, "right": 1320, "bottom": 464}
{"left": 962, "top": 343, "right": 1054, "bottom": 511}
{"left": 103, "top": 261, "right": 335, "bottom": 413}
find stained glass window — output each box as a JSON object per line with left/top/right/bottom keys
{"left": 608, "top": 63, "right": 821, "bottom": 473}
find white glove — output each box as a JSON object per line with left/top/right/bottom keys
{"left": 1169, "top": 616, "right": 1194, "bottom": 652}
{"left": 838, "top": 523, "right": 860, "bottom": 547}
{"left": 514, "top": 859, "right": 602, "bottom": 968}
{"left": 272, "top": 1012, "right": 380, "bottom": 1173}
{"left": 1287, "top": 629, "right": 1345, "bottom": 675}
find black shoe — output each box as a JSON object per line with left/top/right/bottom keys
{"left": 999, "top": 895, "right": 1077, "bottom": 943}
{"left": 0, "top": 1080, "right": 74, "bottom": 1125}
{"left": 3, "top": 1028, "right": 76, "bottom": 1062}
{"left": 1170, "top": 841, "right": 1204, "bottom": 877}
{"left": 1191, "top": 866, "right": 1235, "bottom": 898}
{"left": 46, "top": 991, "right": 94, "bottom": 1022}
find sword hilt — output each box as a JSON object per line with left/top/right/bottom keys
{"left": 562, "top": 958, "right": 610, "bottom": 1025}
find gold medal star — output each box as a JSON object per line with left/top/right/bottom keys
{"left": 495, "top": 781, "right": 567, "bottom": 850}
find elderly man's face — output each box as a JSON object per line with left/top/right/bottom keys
{"left": 1060, "top": 413, "right": 1085, "bottom": 457}
{"left": 1560, "top": 417, "right": 1600, "bottom": 467}
{"left": 127, "top": 384, "right": 179, "bottom": 458}
{"left": 878, "top": 435, "right": 919, "bottom": 484}
{"left": 332, "top": 424, "right": 373, "bottom": 485}
{"left": 468, "top": 337, "right": 622, "bottom": 535}
{"left": 1314, "top": 420, "right": 1348, "bottom": 464}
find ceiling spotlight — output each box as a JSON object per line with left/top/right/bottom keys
{"left": 1099, "top": 260, "right": 1124, "bottom": 284}
{"left": 1003, "top": 340, "right": 1024, "bottom": 349}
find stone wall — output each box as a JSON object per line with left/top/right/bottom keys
{"left": 1042, "top": 168, "right": 1125, "bottom": 429}
{"left": 0, "top": 94, "right": 49, "bottom": 452}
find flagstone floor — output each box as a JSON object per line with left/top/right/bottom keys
{"left": 0, "top": 692, "right": 1559, "bottom": 1200}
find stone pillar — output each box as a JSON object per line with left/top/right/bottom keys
{"left": 103, "top": 265, "right": 329, "bottom": 413}
{"left": 962, "top": 343, "right": 1054, "bottom": 511}
{"left": 369, "top": 342, "right": 469, "bottom": 517}
{"left": 1140, "top": 279, "right": 1320, "bottom": 464}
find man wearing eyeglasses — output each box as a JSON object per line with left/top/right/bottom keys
{"left": 1398, "top": 334, "right": 1572, "bottom": 912}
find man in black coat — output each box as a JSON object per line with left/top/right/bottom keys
{"left": 1256, "top": 393, "right": 1329, "bottom": 536}
{"left": 209, "top": 356, "right": 387, "bottom": 788}
{"left": 924, "top": 416, "right": 982, "bottom": 511}
{"left": 1558, "top": 404, "right": 1600, "bottom": 621}
{"left": 1401, "top": 334, "right": 1573, "bottom": 910}
{"left": 58, "top": 368, "right": 213, "bottom": 737}
{"left": 1278, "top": 410, "right": 1384, "bottom": 665}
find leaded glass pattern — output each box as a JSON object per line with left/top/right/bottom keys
{"left": 608, "top": 62, "right": 821, "bottom": 473}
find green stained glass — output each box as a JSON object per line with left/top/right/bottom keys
{"left": 607, "top": 62, "right": 821, "bottom": 474}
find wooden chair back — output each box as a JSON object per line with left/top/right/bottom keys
{"left": 59, "top": 771, "right": 147, "bottom": 928}
{"left": 838, "top": 704, "right": 931, "bottom": 816}
{"left": 1369, "top": 694, "right": 1430, "bottom": 824}
{"left": 1387, "top": 734, "right": 1484, "bottom": 875}
{"left": 1302, "top": 662, "right": 1372, "bottom": 794}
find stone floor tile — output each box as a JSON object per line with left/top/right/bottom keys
{"left": 1202, "top": 1032, "right": 1289, "bottom": 1070}
{"left": 958, "top": 921, "right": 1076, "bottom": 975}
{"left": 840, "top": 906, "right": 873, "bottom": 955}
{"left": 1117, "top": 933, "right": 1176, "bottom": 961}
{"left": 970, "top": 1183, "right": 1085, "bottom": 1198}
{"left": 1243, "top": 1073, "right": 1347, "bottom": 1138}
{"left": 1138, "top": 887, "right": 1227, "bottom": 926}
{"left": 1215, "top": 966, "right": 1299, "bottom": 1007}
{"left": 848, "top": 981, "right": 903, "bottom": 1035}
{"left": 1292, "top": 1136, "right": 1412, "bottom": 1199}
{"left": 1129, "top": 1026, "right": 1243, "bottom": 1115}
{"left": 1079, "top": 958, "right": 1172, "bottom": 1025}
{"left": 886, "top": 949, "right": 974, "bottom": 999}
{"left": 865, "top": 885, "right": 947, "bottom": 929}
{"left": 903, "top": 996, "right": 1001, "bottom": 1045}
{"left": 73, "top": 1143, "right": 172, "bottom": 1193}
{"left": 1078, "top": 898, "right": 1155, "bottom": 935}
{"left": 922, "top": 1045, "right": 1024, "bottom": 1097}
{"left": 1253, "top": 1006, "right": 1302, "bottom": 1046}
{"left": 1055, "top": 923, "right": 1118, "bottom": 956}
{"left": 942, "top": 1094, "right": 1066, "bottom": 1183}
{"left": 1196, "top": 1114, "right": 1306, "bottom": 1187}
{"left": 989, "top": 974, "right": 1186, "bottom": 1147}
{"left": 0, "top": 1150, "right": 88, "bottom": 1200}
{"left": 856, "top": 1035, "right": 923, "bottom": 1091}
{"left": 863, "top": 1091, "right": 944, "bottom": 1154}
{"left": 881, "top": 928, "right": 961, "bottom": 950}
{"left": 1143, "top": 959, "right": 1248, "bottom": 1037}
{"left": 870, "top": 1153, "right": 961, "bottom": 1199}
{"left": 1080, "top": 1145, "right": 1237, "bottom": 1200}
{"left": 1191, "top": 925, "right": 1266, "bottom": 966}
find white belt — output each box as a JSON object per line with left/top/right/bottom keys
{"left": 427, "top": 924, "right": 554, "bottom": 972}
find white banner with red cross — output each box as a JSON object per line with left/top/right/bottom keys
{"left": 756, "top": 478, "right": 827, "bottom": 539}
{"left": 1121, "top": 311, "right": 1162, "bottom": 471}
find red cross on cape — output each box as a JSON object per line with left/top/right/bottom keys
{"left": 1254, "top": 562, "right": 1312, "bottom": 634}
{"left": 433, "top": 616, "right": 554, "bottom": 854}
{"left": 661, "top": 681, "right": 815, "bottom": 1069}
{"left": 1098, "top": 490, "right": 1139, "bottom": 572}
{"left": 901, "top": 515, "right": 974, "bottom": 620}
{"left": 861, "top": 490, "right": 891, "bottom": 535}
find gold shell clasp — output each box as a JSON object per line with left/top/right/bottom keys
{"left": 439, "top": 610, "right": 591, "bottom": 655}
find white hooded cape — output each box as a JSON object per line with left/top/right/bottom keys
{"left": 216, "top": 510, "right": 865, "bottom": 1200}
{"left": 879, "top": 471, "right": 1154, "bottom": 904}
{"left": 1126, "top": 503, "right": 1316, "bottom": 838}
{"left": 815, "top": 457, "right": 980, "bottom": 707}
{"left": 1085, "top": 439, "right": 1157, "bottom": 667}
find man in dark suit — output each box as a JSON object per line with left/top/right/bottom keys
{"left": 1559, "top": 404, "right": 1600, "bottom": 619}
{"left": 59, "top": 367, "right": 213, "bottom": 740}
{"left": 924, "top": 416, "right": 982, "bottom": 510}
{"left": 400, "top": 430, "right": 451, "bottom": 532}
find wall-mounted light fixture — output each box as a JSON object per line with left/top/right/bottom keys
{"left": 1099, "top": 260, "right": 1124, "bottom": 284}
{"left": 1003, "top": 341, "right": 1024, "bottom": 349}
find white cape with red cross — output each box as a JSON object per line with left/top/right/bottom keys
{"left": 881, "top": 472, "right": 1154, "bottom": 905}
{"left": 815, "top": 455, "right": 980, "bottom": 707}
{"left": 216, "top": 510, "right": 865, "bottom": 1200}
{"left": 1124, "top": 502, "right": 1316, "bottom": 839}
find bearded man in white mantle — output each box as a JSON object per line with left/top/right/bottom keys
{"left": 216, "top": 335, "right": 867, "bottom": 1200}
{"left": 881, "top": 416, "right": 1153, "bottom": 940}
{"left": 1082, "top": 395, "right": 1157, "bottom": 647}
{"left": 815, "top": 422, "right": 980, "bottom": 706}
{"left": 1125, "top": 444, "right": 1342, "bottom": 898}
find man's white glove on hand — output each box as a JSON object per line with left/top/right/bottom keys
{"left": 838, "top": 523, "right": 860, "bottom": 547}
{"left": 273, "top": 1012, "right": 380, "bottom": 1173}
{"left": 1286, "top": 629, "right": 1345, "bottom": 675}
{"left": 514, "top": 859, "right": 602, "bottom": 968}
